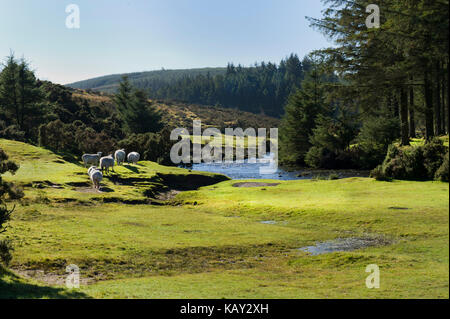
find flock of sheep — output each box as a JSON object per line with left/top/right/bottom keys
{"left": 82, "top": 150, "right": 141, "bottom": 189}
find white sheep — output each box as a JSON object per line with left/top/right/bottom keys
{"left": 115, "top": 149, "right": 126, "bottom": 166}
{"left": 127, "top": 152, "right": 140, "bottom": 165}
{"left": 87, "top": 166, "right": 103, "bottom": 190}
{"left": 82, "top": 152, "right": 102, "bottom": 167}
{"left": 100, "top": 154, "right": 115, "bottom": 174}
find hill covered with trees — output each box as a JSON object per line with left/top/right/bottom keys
{"left": 67, "top": 54, "right": 313, "bottom": 117}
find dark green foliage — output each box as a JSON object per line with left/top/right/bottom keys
{"left": 305, "top": 107, "right": 359, "bottom": 169}
{"left": 422, "top": 138, "right": 448, "bottom": 179}
{"left": 0, "top": 121, "right": 25, "bottom": 141}
{"left": 279, "top": 64, "right": 330, "bottom": 166}
{"left": 0, "top": 240, "right": 12, "bottom": 266}
{"left": 0, "top": 148, "right": 24, "bottom": 266}
{"left": 0, "top": 54, "right": 46, "bottom": 141}
{"left": 114, "top": 77, "right": 162, "bottom": 134}
{"left": 356, "top": 116, "right": 400, "bottom": 169}
{"left": 371, "top": 139, "right": 448, "bottom": 181}
{"left": 369, "top": 165, "right": 392, "bottom": 182}
{"left": 118, "top": 128, "right": 175, "bottom": 165}
{"left": 308, "top": 0, "right": 449, "bottom": 159}
{"left": 435, "top": 151, "right": 449, "bottom": 182}
{"left": 38, "top": 120, "right": 116, "bottom": 155}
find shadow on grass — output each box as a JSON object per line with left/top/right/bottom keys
{"left": 0, "top": 267, "right": 90, "bottom": 299}
{"left": 123, "top": 164, "right": 140, "bottom": 174}
{"left": 99, "top": 186, "right": 114, "bottom": 193}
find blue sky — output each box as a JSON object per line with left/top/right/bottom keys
{"left": 0, "top": 0, "right": 331, "bottom": 84}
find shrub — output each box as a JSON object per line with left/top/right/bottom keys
{"left": 0, "top": 149, "right": 24, "bottom": 266}
{"left": 0, "top": 123, "right": 26, "bottom": 141}
{"left": 422, "top": 138, "right": 447, "bottom": 179}
{"left": 435, "top": 151, "right": 449, "bottom": 182}
{"left": 0, "top": 239, "right": 13, "bottom": 266}
{"left": 372, "top": 140, "right": 448, "bottom": 181}
{"left": 370, "top": 165, "right": 392, "bottom": 181}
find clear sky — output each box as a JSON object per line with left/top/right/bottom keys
{"left": 0, "top": 0, "right": 331, "bottom": 84}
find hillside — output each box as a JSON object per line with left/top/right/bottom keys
{"left": 67, "top": 68, "right": 227, "bottom": 93}
{"left": 66, "top": 54, "right": 312, "bottom": 118}
{"left": 72, "top": 88, "right": 280, "bottom": 131}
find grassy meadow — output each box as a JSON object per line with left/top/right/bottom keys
{"left": 0, "top": 138, "right": 448, "bottom": 299}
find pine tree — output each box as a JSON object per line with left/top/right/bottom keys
{"left": 279, "top": 63, "right": 328, "bottom": 165}
{"left": 114, "top": 76, "right": 162, "bottom": 134}
{"left": 0, "top": 54, "right": 45, "bottom": 139}
{"left": 0, "top": 148, "right": 24, "bottom": 265}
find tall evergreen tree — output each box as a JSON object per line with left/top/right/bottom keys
{"left": 114, "top": 76, "right": 162, "bottom": 134}
{"left": 279, "top": 62, "right": 328, "bottom": 165}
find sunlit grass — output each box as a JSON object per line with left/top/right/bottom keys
{"left": 0, "top": 139, "right": 448, "bottom": 299}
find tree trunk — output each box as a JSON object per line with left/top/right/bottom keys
{"left": 435, "top": 61, "right": 442, "bottom": 135}
{"left": 409, "top": 78, "right": 416, "bottom": 138}
{"left": 399, "top": 86, "right": 410, "bottom": 145}
{"left": 441, "top": 63, "right": 448, "bottom": 134}
{"left": 424, "top": 71, "right": 434, "bottom": 141}
{"left": 393, "top": 91, "right": 399, "bottom": 119}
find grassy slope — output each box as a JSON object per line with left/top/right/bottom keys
{"left": 0, "top": 139, "right": 448, "bottom": 299}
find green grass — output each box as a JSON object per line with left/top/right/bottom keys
{"left": 0, "top": 139, "right": 448, "bottom": 299}
{"left": 410, "top": 135, "right": 449, "bottom": 147}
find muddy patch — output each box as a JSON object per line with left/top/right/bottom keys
{"left": 24, "top": 181, "right": 64, "bottom": 189}
{"left": 156, "top": 189, "right": 181, "bottom": 201}
{"left": 75, "top": 186, "right": 114, "bottom": 194}
{"left": 232, "top": 182, "right": 280, "bottom": 188}
{"left": 13, "top": 268, "right": 94, "bottom": 286}
{"left": 66, "top": 181, "right": 91, "bottom": 187}
{"left": 298, "top": 236, "right": 391, "bottom": 255}
{"left": 76, "top": 187, "right": 101, "bottom": 194}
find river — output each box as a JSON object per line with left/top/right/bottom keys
{"left": 184, "top": 154, "right": 370, "bottom": 180}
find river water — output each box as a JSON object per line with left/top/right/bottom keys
{"left": 185, "top": 154, "right": 370, "bottom": 180}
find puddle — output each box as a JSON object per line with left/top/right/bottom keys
{"left": 298, "top": 237, "right": 389, "bottom": 255}
{"left": 233, "top": 182, "right": 280, "bottom": 188}
{"left": 260, "top": 220, "right": 277, "bottom": 225}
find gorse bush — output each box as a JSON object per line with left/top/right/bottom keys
{"left": 435, "top": 151, "right": 449, "bottom": 182}
{"left": 422, "top": 139, "right": 448, "bottom": 179}
{"left": 371, "top": 139, "right": 448, "bottom": 181}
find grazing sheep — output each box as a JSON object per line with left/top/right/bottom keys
{"left": 115, "top": 149, "right": 126, "bottom": 166}
{"left": 100, "top": 154, "right": 115, "bottom": 174}
{"left": 87, "top": 166, "right": 97, "bottom": 176}
{"left": 127, "top": 152, "right": 140, "bottom": 165}
{"left": 82, "top": 152, "right": 102, "bottom": 167}
{"left": 87, "top": 166, "right": 103, "bottom": 190}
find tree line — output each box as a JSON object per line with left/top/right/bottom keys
{"left": 142, "top": 54, "right": 313, "bottom": 117}
{"left": 278, "top": 0, "right": 448, "bottom": 180}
